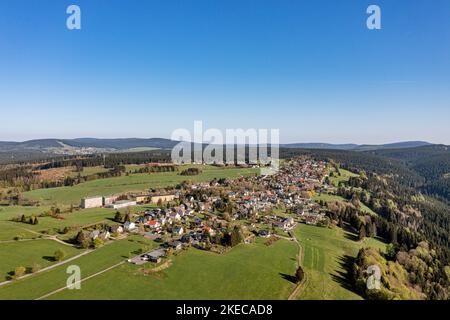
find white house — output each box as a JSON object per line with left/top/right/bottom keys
{"left": 124, "top": 221, "right": 136, "bottom": 231}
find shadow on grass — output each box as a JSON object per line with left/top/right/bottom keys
{"left": 330, "top": 254, "right": 359, "bottom": 294}
{"left": 279, "top": 272, "right": 298, "bottom": 284}
{"left": 42, "top": 255, "right": 56, "bottom": 262}
{"left": 343, "top": 230, "right": 359, "bottom": 242}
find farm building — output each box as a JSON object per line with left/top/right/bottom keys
{"left": 80, "top": 196, "right": 103, "bottom": 209}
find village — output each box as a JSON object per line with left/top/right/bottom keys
{"left": 76, "top": 157, "right": 331, "bottom": 267}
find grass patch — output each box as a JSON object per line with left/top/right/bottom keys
{"left": 46, "top": 239, "right": 298, "bottom": 300}
{"left": 0, "top": 240, "right": 81, "bottom": 281}
{"left": 295, "top": 224, "right": 386, "bottom": 300}
{"left": 0, "top": 236, "right": 157, "bottom": 299}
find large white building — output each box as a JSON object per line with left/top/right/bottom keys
{"left": 80, "top": 196, "right": 103, "bottom": 209}
{"left": 103, "top": 195, "right": 118, "bottom": 206}
{"left": 107, "top": 200, "right": 137, "bottom": 210}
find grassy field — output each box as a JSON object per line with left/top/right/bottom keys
{"left": 294, "top": 224, "right": 386, "bottom": 300}
{"left": 0, "top": 237, "right": 297, "bottom": 300}
{"left": 47, "top": 238, "right": 298, "bottom": 300}
{"left": 23, "top": 166, "right": 258, "bottom": 206}
{"left": 68, "top": 166, "right": 109, "bottom": 178}
{"left": 313, "top": 193, "right": 377, "bottom": 216}
{"left": 329, "top": 169, "right": 358, "bottom": 187}
{"left": 0, "top": 240, "right": 82, "bottom": 282}
{"left": 0, "top": 206, "right": 119, "bottom": 241}
{"left": 0, "top": 235, "right": 157, "bottom": 299}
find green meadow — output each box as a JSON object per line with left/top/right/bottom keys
{"left": 0, "top": 236, "right": 156, "bottom": 299}
{"left": 47, "top": 238, "right": 298, "bottom": 300}
{"left": 0, "top": 237, "right": 297, "bottom": 300}
{"left": 313, "top": 193, "right": 377, "bottom": 216}
{"left": 0, "top": 240, "right": 81, "bottom": 282}
{"left": 0, "top": 207, "right": 117, "bottom": 240}
{"left": 294, "top": 224, "right": 386, "bottom": 300}
{"left": 23, "top": 166, "right": 258, "bottom": 206}
{"left": 329, "top": 168, "right": 358, "bottom": 187}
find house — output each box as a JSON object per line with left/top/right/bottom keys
{"left": 203, "top": 226, "right": 216, "bottom": 237}
{"left": 167, "top": 240, "right": 183, "bottom": 250}
{"left": 258, "top": 230, "right": 271, "bottom": 238}
{"left": 98, "top": 230, "right": 110, "bottom": 240}
{"left": 147, "top": 220, "right": 161, "bottom": 229}
{"left": 124, "top": 221, "right": 136, "bottom": 231}
{"left": 167, "top": 211, "right": 181, "bottom": 221}
{"left": 193, "top": 217, "right": 203, "bottom": 226}
{"left": 80, "top": 196, "right": 103, "bottom": 209}
{"left": 172, "top": 225, "right": 184, "bottom": 235}
{"left": 89, "top": 230, "right": 100, "bottom": 240}
{"left": 144, "top": 248, "right": 166, "bottom": 263}
{"left": 110, "top": 225, "right": 124, "bottom": 234}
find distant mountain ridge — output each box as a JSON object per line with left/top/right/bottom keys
{"left": 281, "top": 141, "right": 432, "bottom": 151}
{"left": 0, "top": 138, "right": 435, "bottom": 153}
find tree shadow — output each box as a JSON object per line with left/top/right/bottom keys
{"left": 330, "top": 254, "right": 359, "bottom": 294}
{"left": 279, "top": 272, "right": 297, "bottom": 284}
{"left": 42, "top": 255, "right": 56, "bottom": 262}
{"left": 343, "top": 231, "right": 359, "bottom": 242}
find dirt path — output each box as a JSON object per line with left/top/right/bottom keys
{"left": 287, "top": 232, "right": 308, "bottom": 300}
{"left": 35, "top": 261, "right": 125, "bottom": 300}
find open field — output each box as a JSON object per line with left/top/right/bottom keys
{"left": 313, "top": 193, "right": 377, "bottom": 216}
{"left": 23, "top": 166, "right": 258, "bottom": 206}
{"left": 0, "top": 206, "right": 120, "bottom": 242}
{"left": 0, "top": 240, "right": 81, "bottom": 282}
{"left": 46, "top": 238, "right": 298, "bottom": 300}
{"left": 67, "top": 166, "right": 109, "bottom": 178}
{"left": 329, "top": 169, "right": 358, "bottom": 187}
{"left": 294, "top": 224, "right": 386, "bottom": 300}
{"left": 0, "top": 235, "right": 157, "bottom": 299}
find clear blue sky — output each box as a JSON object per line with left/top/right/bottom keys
{"left": 0, "top": 0, "right": 449, "bottom": 144}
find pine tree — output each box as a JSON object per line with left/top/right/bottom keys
{"left": 359, "top": 225, "right": 366, "bottom": 240}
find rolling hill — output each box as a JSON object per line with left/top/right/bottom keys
{"left": 0, "top": 138, "right": 433, "bottom": 154}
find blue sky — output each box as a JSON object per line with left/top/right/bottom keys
{"left": 0, "top": 0, "right": 449, "bottom": 144}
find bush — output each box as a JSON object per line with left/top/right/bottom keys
{"left": 54, "top": 249, "right": 66, "bottom": 262}
{"left": 295, "top": 266, "right": 305, "bottom": 283}
{"left": 31, "top": 263, "right": 41, "bottom": 273}
{"left": 14, "top": 266, "right": 26, "bottom": 278}
{"left": 93, "top": 237, "right": 104, "bottom": 248}
{"left": 180, "top": 168, "right": 202, "bottom": 176}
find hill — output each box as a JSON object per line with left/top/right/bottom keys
{"left": 281, "top": 141, "right": 431, "bottom": 151}
{"left": 0, "top": 138, "right": 433, "bottom": 155}
{"left": 366, "top": 145, "right": 450, "bottom": 202}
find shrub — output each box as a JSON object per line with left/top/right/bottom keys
{"left": 54, "top": 249, "right": 66, "bottom": 262}
{"left": 14, "top": 266, "right": 26, "bottom": 278}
